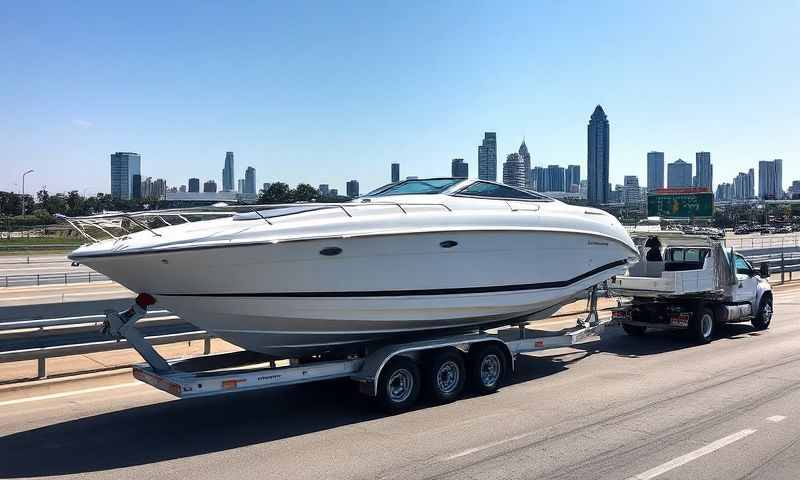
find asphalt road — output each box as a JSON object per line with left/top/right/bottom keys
{"left": 0, "top": 283, "right": 798, "bottom": 480}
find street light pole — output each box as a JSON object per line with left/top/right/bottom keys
{"left": 21, "top": 169, "right": 34, "bottom": 216}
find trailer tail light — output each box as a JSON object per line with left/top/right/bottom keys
{"left": 612, "top": 310, "right": 628, "bottom": 319}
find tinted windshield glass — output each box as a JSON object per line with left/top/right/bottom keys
{"left": 369, "top": 179, "right": 461, "bottom": 196}
{"left": 457, "top": 181, "right": 547, "bottom": 200}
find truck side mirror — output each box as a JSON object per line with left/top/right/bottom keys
{"left": 759, "top": 263, "right": 769, "bottom": 278}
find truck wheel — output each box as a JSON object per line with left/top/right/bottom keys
{"left": 622, "top": 323, "right": 646, "bottom": 336}
{"left": 377, "top": 357, "right": 421, "bottom": 413}
{"left": 468, "top": 343, "right": 506, "bottom": 394}
{"left": 690, "top": 307, "right": 715, "bottom": 344}
{"left": 425, "top": 349, "right": 466, "bottom": 404}
{"left": 752, "top": 296, "right": 773, "bottom": 330}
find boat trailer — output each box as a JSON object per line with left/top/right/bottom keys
{"left": 104, "top": 288, "right": 609, "bottom": 411}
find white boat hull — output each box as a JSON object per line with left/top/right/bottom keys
{"left": 78, "top": 229, "right": 632, "bottom": 355}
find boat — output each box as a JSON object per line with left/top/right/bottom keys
{"left": 61, "top": 178, "right": 639, "bottom": 356}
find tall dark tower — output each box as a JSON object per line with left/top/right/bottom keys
{"left": 518, "top": 139, "right": 531, "bottom": 188}
{"left": 587, "top": 105, "right": 609, "bottom": 205}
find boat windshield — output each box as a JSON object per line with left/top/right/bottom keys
{"left": 367, "top": 179, "right": 462, "bottom": 197}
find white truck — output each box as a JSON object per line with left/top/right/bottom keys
{"left": 609, "top": 231, "right": 773, "bottom": 343}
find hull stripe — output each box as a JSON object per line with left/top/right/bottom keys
{"left": 157, "top": 259, "right": 627, "bottom": 298}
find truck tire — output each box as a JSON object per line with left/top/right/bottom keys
{"left": 690, "top": 307, "right": 715, "bottom": 344}
{"left": 425, "top": 349, "right": 466, "bottom": 404}
{"left": 752, "top": 296, "right": 773, "bottom": 330}
{"left": 376, "top": 356, "right": 421, "bottom": 413}
{"left": 468, "top": 343, "right": 506, "bottom": 395}
{"left": 622, "top": 323, "right": 646, "bottom": 336}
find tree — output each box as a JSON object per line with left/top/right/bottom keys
{"left": 293, "top": 183, "right": 319, "bottom": 202}
{"left": 259, "top": 182, "right": 293, "bottom": 204}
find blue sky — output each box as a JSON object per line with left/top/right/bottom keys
{"left": 1, "top": 1, "right": 798, "bottom": 195}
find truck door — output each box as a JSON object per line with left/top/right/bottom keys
{"left": 732, "top": 253, "right": 758, "bottom": 307}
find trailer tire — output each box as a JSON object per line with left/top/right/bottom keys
{"left": 425, "top": 349, "right": 466, "bottom": 404}
{"left": 468, "top": 343, "right": 506, "bottom": 395}
{"left": 752, "top": 295, "right": 773, "bottom": 330}
{"left": 622, "top": 323, "right": 646, "bottom": 336}
{"left": 690, "top": 307, "right": 715, "bottom": 344}
{"left": 376, "top": 357, "right": 421, "bottom": 413}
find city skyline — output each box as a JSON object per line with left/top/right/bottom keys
{"left": 3, "top": 3, "right": 798, "bottom": 195}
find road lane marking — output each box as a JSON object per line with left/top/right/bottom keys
{"left": 0, "top": 381, "right": 141, "bottom": 407}
{"left": 625, "top": 429, "right": 757, "bottom": 480}
{"left": 441, "top": 432, "right": 538, "bottom": 461}
{"left": 766, "top": 415, "right": 786, "bottom": 423}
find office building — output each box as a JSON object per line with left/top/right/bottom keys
{"left": 695, "top": 152, "right": 713, "bottom": 190}
{"left": 110, "top": 152, "right": 141, "bottom": 200}
{"left": 451, "top": 158, "right": 468, "bottom": 178}
{"left": 152, "top": 178, "right": 167, "bottom": 200}
{"left": 140, "top": 177, "right": 153, "bottom": 199}
{"left": 478, "top": 132, "right": 497, "bottom": 181}
{"left": 391, "top": 163, "right": 400, "bottom": 183}
{"left": 532, "top": 166, "right": 547, "bottom": 192}
{"left": 203, "top": 180, "right": 217, "bottom": 192}
{"left": 623, "top": 176, "right": 642, "bottom": 205}
{"left": 546, "top": 165, "right": 565, "bottom": 192}
{"left": 179, "top": 185, "right": 186, "bottom": 193}
{"left": 646, "top": 151, "right": 664, "bottom": 192}
{"left": 667, "top": 159, "right": 693, "bottom": 188}
{"left": 518, "top": 140, "right": 531, "bottom": 188}
{"left": 346, "top": 180, "right": 359, "bottom": 198}
{"left": 318, "top": 184, "right": 330, "bottom": 196}
{"left": 759, "top": 159, "right": 783, "bottom": 199}
{"left": 330, "top": 188, "right": 339, "bottom": 197}
{"left": 222, "top": 152, "right": 235, "bottom": 191}
{"left": 565, "top": 165, "right": 580, "bottom": 191}
{"left": 587, "top": 105, "right": 610, "bottom": 205}
{"left": 502, "top": 153, "right": 526, "bottom": 187}
{"left": 716, "top": 183, "right": 733, "bottom": 201}
{"left": 131, "top": 174, "right": 142, "bottom": 199}
{"left": 188, "top": 178, "right": 200, "bottom": 193}
{"left": 244, "top": 166, "right": 256, "bottom": 194}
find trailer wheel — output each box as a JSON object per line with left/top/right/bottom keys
{"left": 376, "top": 357, "right": 421, "bottom": 413}
{"left": 690, "top": 307, "right": 715, "bottom": 344}
{"left": 622, "top": 323, "right": 646, "bottom": 336}
{"left": 425, "top": 349, "right": 466, "bottom": 404}
{"left": 468, "top": 344, "right": 506, "bottom": 395}
{"left": 752, "top": 296, "right": 773, "bottom": 330}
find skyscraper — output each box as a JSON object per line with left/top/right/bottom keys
{"left": 646, "top": 151, "right": 664, "bottom": 192}
{"left": 565, "top": 165, "right": 581, "bottom": 191}
{"left": 391, "top": 163, "right": 400, "bottom": 183}
{"left": 502, "top": 153, "right": 526, "bottom": 187}
{"left": 518, "top": 140, "right": 531, "bottom": 188}
{"left": 140, "top": 176, "right": 153, "bottom": 198}
{"left": 152, "top": 178, "right": 167, "bottom": 200}
{"left": 188, "top": 178, "right": 200, "bottom": 193}
{"left": 587, "top": 106, "right": 609, "bottom": 205}
{"left": 318, "top": 184, "right": 330, "bottom": 196}
{"left": 451, "top": 158, "right": 468, "bottom": 178}
{"left": 222, "top": 152, "right": 235, "bottom": 191}
{"left": 667, "top": 159, "right": 693, "bottom": 188}
{"left": 203, "top": 180, "right": 217, "bottom": 192}
{"left": 346, "top": 180, "right": 360, "bottom": 198}
{"left": 478, "top": 132, "right": 497, "bottom": 181}
{"left": 244, "top": 166, "right": 256, "bottom": 194}
{"left": 131, "top": 174, "right": 142, "bottom": 199}
{"left": 546, "top": 165, "right": 565, "bottom": 192}
{"left": 695, "top": 152, "right": 713, "bottom": 190}
{"left": 532, "top": 166, "right": 547, "bottom": 192}
{"left": 110, "top": 152, "right": 141, "bottom": 200}
{"left": 759, "top": 159, "right": 783, "bottom": 199}
{"left": 237, "top": 179, "right": 245, "bottom": 193}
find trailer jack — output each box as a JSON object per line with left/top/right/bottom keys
{"left": 103, "top": 293, "right": 171, "bottom": 372}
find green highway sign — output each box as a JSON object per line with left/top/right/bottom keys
{"left": 647, "top": 192, "right": 714, "bottom": 218}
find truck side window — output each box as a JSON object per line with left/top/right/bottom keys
{"left": 734, "top": 255, "right": 751, "bottom": 275}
